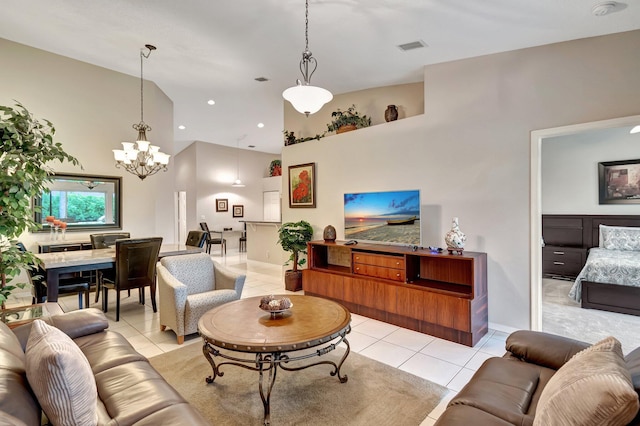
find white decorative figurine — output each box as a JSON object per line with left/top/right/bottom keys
{"left": 445, "top": 217, "right": 466, "bottom": 255}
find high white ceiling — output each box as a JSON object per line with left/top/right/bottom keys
{"left": 2, "top": 0, "right": 638, "bottom": 154}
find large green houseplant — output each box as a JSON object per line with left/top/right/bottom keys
{"left": 0, "top": 102, "right": 79, "bottom": 307}
{"left": 277, "top": 220, "right": 313, "bottom": 291}
{"left": 326, "top": 104, "right": 371, "bottom": 134}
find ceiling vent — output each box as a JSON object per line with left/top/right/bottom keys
{"left": 397, "top": 40, "right": 427, "bottom": 52}
{"left": 254, "top": 77, "right": 269, "bottom": 82}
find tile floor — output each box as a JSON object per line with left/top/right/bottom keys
{"left": 8, "top": 250, "right": 510, "bottom": 424}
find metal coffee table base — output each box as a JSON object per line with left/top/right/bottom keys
{"left": 202, "top": 328, "right": 351, "bottom": 426}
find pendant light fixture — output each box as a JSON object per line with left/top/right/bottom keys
{"left": 630, "top": 125, "right": 640, "bottom": 134}
{"left": 232, "top": 136, "right": 246, "bottom": 187}
{"left": 113, "top": 44, "right": 170, "bottom": 180}
{"left": 282, "top": 0, "right": 333, "bottom": 116}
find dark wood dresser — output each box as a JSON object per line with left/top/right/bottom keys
{"left": 542, "top": 214, "right": 640, "bottom": 280}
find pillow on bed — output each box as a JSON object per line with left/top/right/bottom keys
{"left": 600, "top": 225, "right": 640, "bottom": 251}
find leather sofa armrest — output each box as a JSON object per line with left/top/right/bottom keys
{"left": 12, "top": 308, "right": 109, "bottom": 350}
{"left": 505, "top": 330, "right": 590, "bottom": 370}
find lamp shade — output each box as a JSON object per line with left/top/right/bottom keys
{"left": 283, "top": 84, "right": 333, "bottom": 116}
{"left": 631, "top": 125, "right": 640, "bottom": 134}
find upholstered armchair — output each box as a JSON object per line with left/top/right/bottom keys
{"left": 157, "top": 253, "right": 245, "bottom": 344}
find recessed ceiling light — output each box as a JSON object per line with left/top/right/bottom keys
{"left": 178, "top": 125, "right": 186, "bottom": 130}
{"left": 592, "top": 1, "right": 617, "bottom": 16}
{"left": 257, "top": 123, "right": 265, "bottom": 128}
{"left": 207, "top": 99, "right": 215, "bottom": 105}
{"left": 248, "top": 145, "right": 256, "bottom": 148}
{"left": 255, "top": 77, "right": 269, "bottom": 82}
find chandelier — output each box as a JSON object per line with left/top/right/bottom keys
{"left": 113, "top": 44, "right": 170, "bottom": 180}
{"left": 282, "top": 0, "right": 333, "bottom": 116}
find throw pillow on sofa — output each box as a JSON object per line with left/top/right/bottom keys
{"left": 25, "top": 319, "right": 98, "bottom": 426}
{"left": 534, "top": 336, "right": 639, "bottom": 426}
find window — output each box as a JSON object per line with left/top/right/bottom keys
{"left": 34, "top": 174, "right": 122, "bottom": 232}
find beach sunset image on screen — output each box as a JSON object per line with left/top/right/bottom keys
{"left": 344, "top": 190, "right": 421, "bottom": 245}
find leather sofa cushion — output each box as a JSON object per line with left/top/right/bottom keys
{"left": 12, "top": 308, "right": 109, "bottom": 351}
{"left": 0, "top": 322, "right": 25, "bottom": 372}
{"left": 434, "top": 404, "right": 515, "bottom": 426}
{"left": 534, "top": 336, "right": 639, "bottom": 426}
{"left": 506, "top": 330, "right": 590, "bottom": 371}
{"left": 94, "top": 360, "right": 189, "bottom": 425}
{"left": 74, "top": 330, "right": 148, "bottom": 374}
{"left": 25, "top": 320, "right": 98, "bottom": 426}
{"left": 0, "top": 370, "right": 40, "bottom": 426}
{"left": 448, "top": 357, "right": 555, "bottom": 426}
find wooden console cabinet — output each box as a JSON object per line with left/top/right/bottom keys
{"left": 303, "top": 240, "right": 488, "bottom": 347}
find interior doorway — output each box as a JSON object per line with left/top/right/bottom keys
{"left": 529, "top": 114, "right": 640, "bottom": 330}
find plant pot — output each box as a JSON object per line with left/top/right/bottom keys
{"left": 284, "top": 270, "right": 303, "bottom": 292}
{"left": 336, "top": 124, "right": 357, "bottom": 134}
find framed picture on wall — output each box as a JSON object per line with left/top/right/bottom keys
{"left": 598, "top": 159, "right": 640, "bottom": 204}
{"left": 288, "top": 162, "right": 316, "bottom": 208}
{"left": 232, "top": 205, "right": 244, "bottom": 218}
{"left": 216, "top": 198, "right": 228, "bottom": 212}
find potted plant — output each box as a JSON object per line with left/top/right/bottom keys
{"left": 0, "top": 102, "right": 79, "bottom": 308}
{"left": 277, "top": 220, "right": 313, "bottom": 291}
{"left": 269, "top": 159, "right": 282, "bottom": 176}
{"left": 326, "top": 104, "right": 372, "bottom": 134}
{"left": 283, "top": 130, "right": 325, "bottom": 146}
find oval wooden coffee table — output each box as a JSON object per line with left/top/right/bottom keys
{"left": 198, "top": 295, "right": 351, "bottom": 425}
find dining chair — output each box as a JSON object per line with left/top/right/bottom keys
{"left": 90, "top": 232, "right": 131, "bottom": 303}
{"left": 199, "top": 222, "right": 226, "bottom": 255}
{"left": 17, "top": 242, "right": 91, "bottom": 308}
{"left": 101, "top": 237, "right": 162, "bottom": 321}
{"left": 185, "top": 230, "right": 207, "bottom": 248}
{"left": 239, "top": 222, "right": 247, "bottom": 252}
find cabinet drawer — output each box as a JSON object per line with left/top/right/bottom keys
{"left": 542, "top": 248, "right": 583, "bottom": 263}
{"left": 354, "top": 263, "right": 405, "bottom": 282}
{"left": 543, "top": 260, "right": 583, "bottom": 277}
{"left": 352, "top": 253, "right": 405, "bottom": 269}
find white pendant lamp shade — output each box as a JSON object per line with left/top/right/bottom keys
{"left": 283, "top": 84, "right": 333, "bottom": 116}
{"left": 282, "top": 0, "right": 331, "bottom": 116}
{"left": 631, "top": 125, "right": 640, "bottom": 134}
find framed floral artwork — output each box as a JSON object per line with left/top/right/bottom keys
{"left": 288, "top": 163, "right": 316, "bottom": 208}
{"left": 232, "top": 205, "right": 244, "bottom": 218}
{"left": 216, "top": 198, "right": 228, "bottom": 212}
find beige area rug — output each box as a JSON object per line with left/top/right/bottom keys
{"left": 150, "top": 342, "right": 448, "bottom": 426}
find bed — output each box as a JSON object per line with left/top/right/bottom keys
{"left": 570, "top": 224, "right": 640, "bottom": 316}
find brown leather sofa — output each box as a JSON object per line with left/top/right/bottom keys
{"left": 0, "top": 308, "right": 209, "bottom": 425}
{"left": 435, "top": 330, "right": 640, "bottom": 425}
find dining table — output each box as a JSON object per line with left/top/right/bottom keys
{"left": 33, "top": 243, "right": 203, "bottom": 302}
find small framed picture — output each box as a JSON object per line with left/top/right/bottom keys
{"left": 598, "top": 159, "right": 640, "bottom": 204}
{"left": 216, "top": 198, "right": 228, "bottom": 212}
{"left": 232, "top": 205, "right": 244, "bottom": 218}
{"left": 289, "top": 162, "right": 316, "bottom": 208}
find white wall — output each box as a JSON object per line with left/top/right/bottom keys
{"left": 542, "top": 126, "right": 640, "bottom": 214}
{"left": 1, "top": 38, "right": 176, "bottom": 251}
{"left": 282, "top": 30, "right": 640, "bottom": 330}
{"left": 174, "top": 141, "right": 279, "bottom": 250}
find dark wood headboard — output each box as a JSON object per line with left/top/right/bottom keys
{"left": 543, "top": 214, "right": 640, "bottom": 249}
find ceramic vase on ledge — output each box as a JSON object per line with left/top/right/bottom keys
{"left": 445, "top": 217, "right": 466, "bottom": 255}
{"left": 385, "top": 105, "right": 398, "bottom": 122}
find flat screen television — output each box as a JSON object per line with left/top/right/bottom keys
{"left": 344, "top": 190, "right": 421, "bottom": 245}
